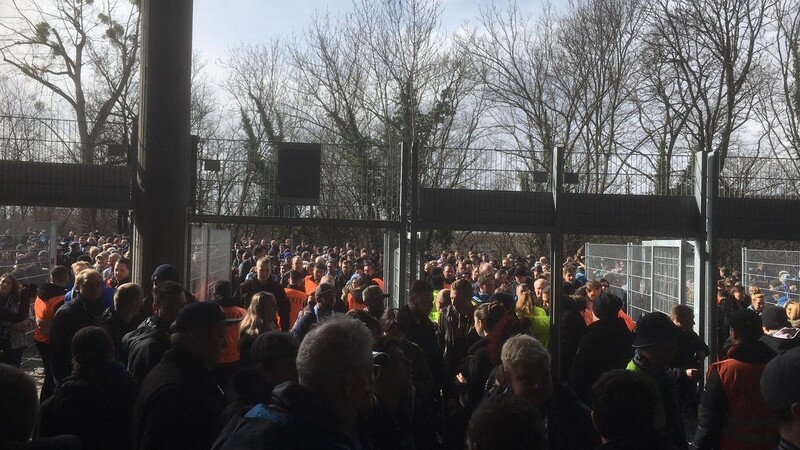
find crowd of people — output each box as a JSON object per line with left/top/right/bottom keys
{"left": 1, "top": 234, "right": 800, "bottom": 450}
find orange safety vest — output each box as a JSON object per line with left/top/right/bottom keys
{"left": 284, "top": 288, "right": 307, "bottom": 329}
{"left": 712, "top": 358, "right": 779, "bottom": 450}
{"left": 373, "top": 278, "right": 384, "bottom": 291}
{"left": 218, "top": 305, "right": 247, "bottom": 364}
{"left": 34, "top": 294, "right": 65, "bottom": 344}
{"left": 304, "top": 276, "right": 320, "bottom": 296}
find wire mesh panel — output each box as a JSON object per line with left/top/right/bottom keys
{"left": 628, "top": 245, "right": 653, "bottom": 321}
{"left": 742, "top": 248, "right": 800, "bottom": 305}
{"left": 564, "top": 151, "right": 694, "bottom": 196}
{"left": 720, "top": 156, "right": 800, "bottom": 200}
{"left": 189, "top": 227, "right": 232, "bottom": 302}
{"left": 584, "top": 243, "right": 630, "bottom": 312}
{"left": 652, "top": 246, "right": 681, "bottom": 315}
{"left": 0, "top": 115, "right": 131, "bottom": 165}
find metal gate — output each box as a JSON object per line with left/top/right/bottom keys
{"left": 585, "top": 240, "right": 696, "bottom": 321}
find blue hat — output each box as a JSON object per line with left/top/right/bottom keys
{"left": 152, "top": 264, "right": 179, "bottom": 283}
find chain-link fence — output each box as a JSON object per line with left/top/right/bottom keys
{"left": 189, "top": 227, "right": 232, "bottom": 302}
{"left": 585, "top": 241, "right": 695, "bottom": 321}
{"left": 741, "top": 248, "right": 800, "bottom": 305}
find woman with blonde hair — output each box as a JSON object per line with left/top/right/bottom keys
{"left": 786, "top": 300, "right": 800, "bottom": 328}
{"left": 515, "top": 291, "right": 550, "bottom": 348}
{"left": 238, "top": 291, "right": 278, "bottom": 366}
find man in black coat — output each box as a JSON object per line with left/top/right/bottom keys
{"left": 123, "top": 281, "right": 186, "bottom": 384}
{"left": 133, "top": 302, "right": 236, "bottom": 450}
{"left": 568, "top": 293, "right": 634, "bottom": 405}
{"left": 50, "top": 269, "right": 107, "bottom": 384}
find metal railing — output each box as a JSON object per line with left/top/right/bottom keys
{"left": 564, "top": 151, "right": 695, "bottom": 196}
{"left": 719, "top": 155, "right": 800, "bottom": 199}
{"left": 420, "top": 146, "right": 551, "bottom": 192}
{"left": 0, "top": 115, "right": 131, "bottom": 165}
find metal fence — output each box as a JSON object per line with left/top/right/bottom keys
{"left": 720, "top": 156, "right": 800, "bottom": 199}
{"left": 423, "top": 147, "right": 551, "bottom": 192}
{"left": 585, "top": 241, "right": 695, "bottom": 321}
{"left": 564, "top": 151, "right": 694, "bottom": 196}
{"left": 188, "top": 227, "right": 232, "bottom": 302}
{"left": 741, "top": 248, "right": 800, "bottom": 305}
{"left": 195, "top": 140, "right": 402, "bottom": 221}
{"left": 0, "top": 115, "right": 131, "bottom": 165}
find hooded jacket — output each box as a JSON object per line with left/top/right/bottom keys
{"left": 212, "top": 382, "right": 358, "bottom": 450}
{"left": 122, "top": 314, "right": 172, "bottom": 383}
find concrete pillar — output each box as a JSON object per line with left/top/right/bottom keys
{"left": 133, "top": 0, "right": 193, "bottom": 291}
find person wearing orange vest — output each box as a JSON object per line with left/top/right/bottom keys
{"left": 34, "top": 265, "right": 69, "bottom": 401}
{"left": 285, "top": 270, "right": 309, "bottom": 329}
{"left": 304, "top": 262, "right": 325, "bottom": 296}
{"left": 691, "top": 309, "right": 779, "bottom": 450}
{"left": 364, "top": 260, "right": 384, "bottom": 291}
{"left": 210, "top": 280, "right": 245, "bottom": 388}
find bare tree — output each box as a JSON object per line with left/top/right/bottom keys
{"left": 647, "top": 0, "right": 771, "bottom": 171}
{"left": 0, "top": 0, "right": 140, "bottom": 164}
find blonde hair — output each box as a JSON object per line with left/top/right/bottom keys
{"left": 239, "top": 291, "right": 277, "bottom": 338}
{"left": 516, "top": 291, "right": 538, "bottom": 315}
{"left": 71, "top": 261, "right": 92, "bottom": 276}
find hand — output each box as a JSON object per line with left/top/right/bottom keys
{"left": 685, "top": 368, "right": 699, "bottom": 380}
{"left": 455, "top": 373, "right": 466, "bottom": 385}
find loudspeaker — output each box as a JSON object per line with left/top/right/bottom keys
{"left": 276, "top": 143, "right": 321, "bottom": 205}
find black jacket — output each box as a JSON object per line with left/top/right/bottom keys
{"left": 39, "top": 361, "right": 138, "bottom": 450}
{"left": 219, "top": 367, "right": 275, "bottom": 430}
{"left": 212, "top": 382, "right": 358, "bottom": 450}
{"left": 96, "top": 308, "right": 138, "bottom": 365}
{"left": 122, "top": 314, "right": 171, "bottom": 384}
{"left": 556, "top": 295, "right": 587, "bottom": 378}
{"left": 761, "top": 328, "right": 800, "bottom": 354}
{"left": 236, "top": 278, "right": 290, "bottom": 331}
{"left": 133, "top": 345, "right": 225, "bottom": 450}
{"left": 396, "top": 305, "right": 444, "bottom": 393}
{"left": 50, "top": 294, "right": 106, "bottom": 383}
{"left": 569, "top": 317, "right": 634, "bottom": 405}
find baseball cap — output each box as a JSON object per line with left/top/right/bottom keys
{"left": 363, "top": 285, "right": 389, "bottom": 304}
{"left": 152, "top": 264, "right": 180, "bottom": 283}
{"left": 761, "top": 346, "right": 800, "bottom": 412}
{"left": 632, "top": 312, "right": 680, "bottom": 348}
{"left": 172, "top": 302, "right": 241, "bottom": 333}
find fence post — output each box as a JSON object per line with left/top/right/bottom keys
{"left": 398, "top": 142, "right": 410, "bottom": 306}
{"left": 550, "top": 145, "right": 565, "bottom": 380}
{"left": 704, "top": 152, "right": 720, "bottom": 362}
